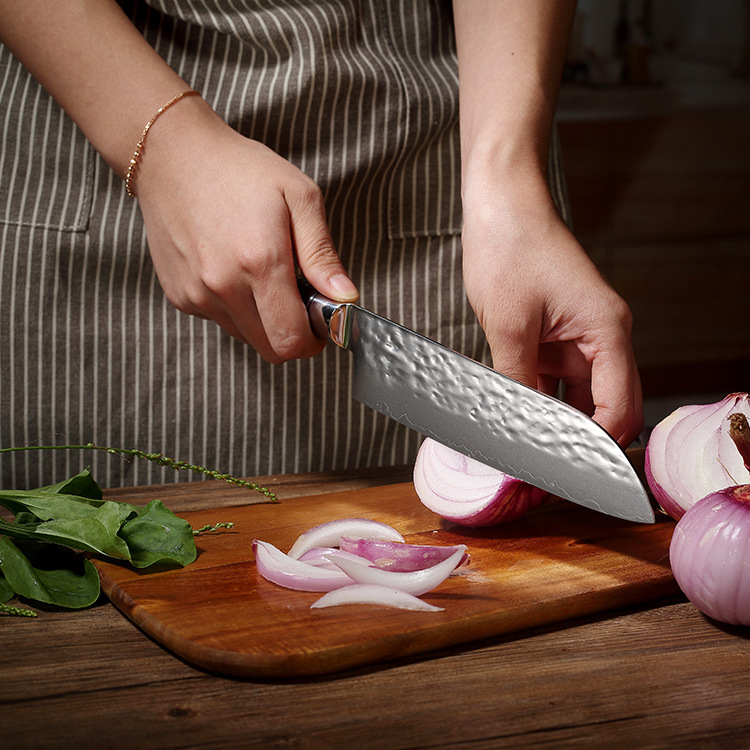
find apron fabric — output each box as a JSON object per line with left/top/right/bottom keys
{"left": 0, "top": 0, "right": 570, "bottom": 488}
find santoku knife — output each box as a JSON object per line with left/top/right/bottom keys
{"left": 299, "top": 280, "right": 654, "bottom": 524}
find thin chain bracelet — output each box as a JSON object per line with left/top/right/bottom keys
{"left": 125, "top": 89, "right": 200, "bottom": 198}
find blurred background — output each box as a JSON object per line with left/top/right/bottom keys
{"left": 556, "top": 0, "right": 750, "bottom": 426}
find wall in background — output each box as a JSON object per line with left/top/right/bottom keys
{"left": 558, "top": 0, "right": 750, "bottom": 424}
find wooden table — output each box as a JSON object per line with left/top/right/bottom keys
{"left": 4, "top": 468, "right": 750, "bottom": 749}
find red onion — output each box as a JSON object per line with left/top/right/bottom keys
{"left": 338, "top": 536, "right": 469, "bottom": 572}
{"left": 311, "top": 584, "right": 444, "bottom": 612}
{"left": 252, "top": 540, "right": 355, "bottom": 592}
{"left": 325, "top": 546, "right": 467, "bottom": 596}
{"left": 287, "top": 518, "right": 404, "bottom": 560}
{"left": 669, "top": 485, "right": 750, "bottom": 626}
{"left": 253, "top": 518, "right": 468, "bottom": 611}
{"left": 297, "top": 547, "right": 373, "bottom": 570}
{"left": 413, "top": 438, "right": 548, "bottom": 526}
{"left": 645, "top": 393, "right": 750, "bottom": 519}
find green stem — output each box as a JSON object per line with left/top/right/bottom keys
{"left": 0, "top": 601, "right": 37, "bottom": 618}
{"left": 193, "top": 521, "right": 235, "bottom": 535}
{"left": 0, "top": 443, "right": 277, "bottom": 502}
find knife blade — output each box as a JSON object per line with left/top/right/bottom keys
{"left": 299, "top": 280, "right": 654, "bottom": 523}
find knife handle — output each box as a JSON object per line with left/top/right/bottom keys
{"left": 297, "top": 276, "right": 353, "bottom": 349}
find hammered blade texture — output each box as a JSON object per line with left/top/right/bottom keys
{"left": 348, "top": 308, "right": 653, "bottom": 523}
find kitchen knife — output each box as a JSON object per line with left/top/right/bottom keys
{"left": 299, "top": 279, "right": 654, "bottom": 524}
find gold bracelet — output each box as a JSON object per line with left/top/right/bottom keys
{"left": 125, "top": 90, "right": 200, "bottom": 198}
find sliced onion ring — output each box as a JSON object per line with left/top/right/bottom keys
{"left": 339, "top": 536, "right": 469, "bottom": 572}
{"left": 311, "top": 584, "right": 444, "bottom": 612}
{"left": 325, "top": 545, "right": 466, "bottom": 597}
{"left": 414, "top": 438, "right": 547, "bottom": 527}
{"left": 287, "top": 517, "right": 405, "bottom": 560}
{"left": 252, "top": 540, "right": 354, "bottom": 592}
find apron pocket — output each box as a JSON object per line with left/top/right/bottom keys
{"left": 0, "top": 47, "right": 95, "bottom": 233}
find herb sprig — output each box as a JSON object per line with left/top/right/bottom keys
{"left": 0, "top": 444, "right": 276, "bottom": 617}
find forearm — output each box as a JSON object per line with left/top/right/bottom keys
{"left": 0, "top": 0, "right": 190, "bottom": 176}
{"left": 452, "top": 0, "right": 576, "bottom": 192}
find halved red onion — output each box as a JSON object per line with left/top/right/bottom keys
{"left": 645, "top": 393, "right": 750, "bottom": 519}
{"left": 339, "top": 536, "right": 469, "bottom": 572}
{"left": 287, "top": 517, "right": 404, "bottom": 560}
{"left": 311, "top": 584, "right": 444, "bottom": 612}
{"left": 669, "top": 484, "right": 750, "bottom": 625}
{"left": 325, "top": 545, "right": 466, "bottom": 596}
{"left": 413, "top": 438, "right": 548, "bottom": 527}
{"left": 252, "top": 540, "right": 354, "bottom": 592}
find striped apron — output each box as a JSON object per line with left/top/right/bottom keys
{"left": 0, "top": 0, "right": 569, "bottom": 488}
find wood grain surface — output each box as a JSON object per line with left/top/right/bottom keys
{"left": 94, "top": 480, "right": 678, "bottom": 677}
{"left": 5, "top": 467, "right": 750, "bottom": 749}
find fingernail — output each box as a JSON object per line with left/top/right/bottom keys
{"left": 329, "top": 273, "right": 359, "bottom": 301}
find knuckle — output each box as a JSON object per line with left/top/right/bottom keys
{"left": 270, "top": 330, "right": 324, "bottom": 364}
{"left": 289, "top": 176, "right": 324, "bottom": 209}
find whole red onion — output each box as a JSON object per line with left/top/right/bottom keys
{"left": 669, "top": 485, "right": 750, "bottom": 626}
{"left": 645, "top": 393, "right": 750, "bottom": 520}
{"left": 413, "top": 438, "right": 547, "bottom": 527}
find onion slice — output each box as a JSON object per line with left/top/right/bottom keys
{"left": 297, "top": 546, "right": 373, "bottom": 570}
{"left": 414, "top": 438, "right": 547, "bottom": 526}
{"left": 252, "top": 540, "right": 354, "bottom": 592}
{"left": 311, "top": 584, "right": 444, "bottom": 612}
{"left": 325, "top": 545, "right": 466, "bottom": 597}
{"left": 287, "top": 517, "right": 405, "bottom": 560}
{"left": 339, "top": 536, "right": 469, "bottom": 572}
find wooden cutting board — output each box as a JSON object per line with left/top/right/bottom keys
{"left": 94, "top": 481, "right": 679, "bottom": 678}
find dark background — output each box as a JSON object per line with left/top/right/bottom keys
{"left": 557, "top": 0, "right": 750, "bottom": 426}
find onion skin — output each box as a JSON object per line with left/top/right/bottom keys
{"left": 669, "top": 485, "right": 750, "bottom": 626}
{"left": 413, "top": 438, "right": 547, "bottom": 527}
{"left": 729, "top": 413, "right": 750, "bottom": 471}
{"left": 645, "top": 393, "right": 750, "bottom": 520}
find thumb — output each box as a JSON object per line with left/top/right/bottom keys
{"left": 287, "top": 188, "right": 359, "bottom": 303}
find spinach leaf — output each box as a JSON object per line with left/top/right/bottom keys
{"left": 0, "top": 537, "right": 101, "bottom": 609}
{"left": 0, "top": 488, "right": 132, "bottom": 523}
{"left": 0, "top": 574, "right": 13, "bottom": 603}
{"left": 119, "top": 500, "right": 197, "bottom": 568}
{"left": 0, "top": 500, "right": 133, "bottom": 560}
{"left": 37, "top": 468, "right": 103, "bottom": 500}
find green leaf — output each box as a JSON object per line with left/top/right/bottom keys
{"left": 0, "top": 500, "right": 133, "bottom": 560}
{"left": 33, "top": 501, "right": 133, "bottom": 559}
{"left": 37, "top": 468, "right": 103, "bottom": 500}
{"left": 0, "top": 574, "right": 14, "bottom": 603}
{"left": 0, "top": 537, "right": 101, "bottom": 609}
{"left": 0, "top": 488, "right": 127, "bottom": 522}
{"left": 119, "top": 500, "right": 196, "bottom": 568}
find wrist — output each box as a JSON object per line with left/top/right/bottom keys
{"left": 124, "top": 90, "right": 201, "bottom": 197}
{"left": 461, "top": 156, "right": 555, "bottom": 228}
{"left": 133, "top": 94, "right": 227, "bottom": 201}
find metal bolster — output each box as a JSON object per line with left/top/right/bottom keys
{"left": 306, "top": 294, "right": 353, "bottom": 349}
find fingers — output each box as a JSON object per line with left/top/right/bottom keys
{"left": 139, "top": 124, "right": 356, "bottom": 364}
{"left": 537, "top": 303, "right": 643, "bottom": 448}
{"left": 485, "top": 315, "right": 540, "bottom": 389}
{"left": 587, "top": 322, "right": 644, "bottom": 448}
{"left": 286, "top": 181, "right": 359, "bottom": 303}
